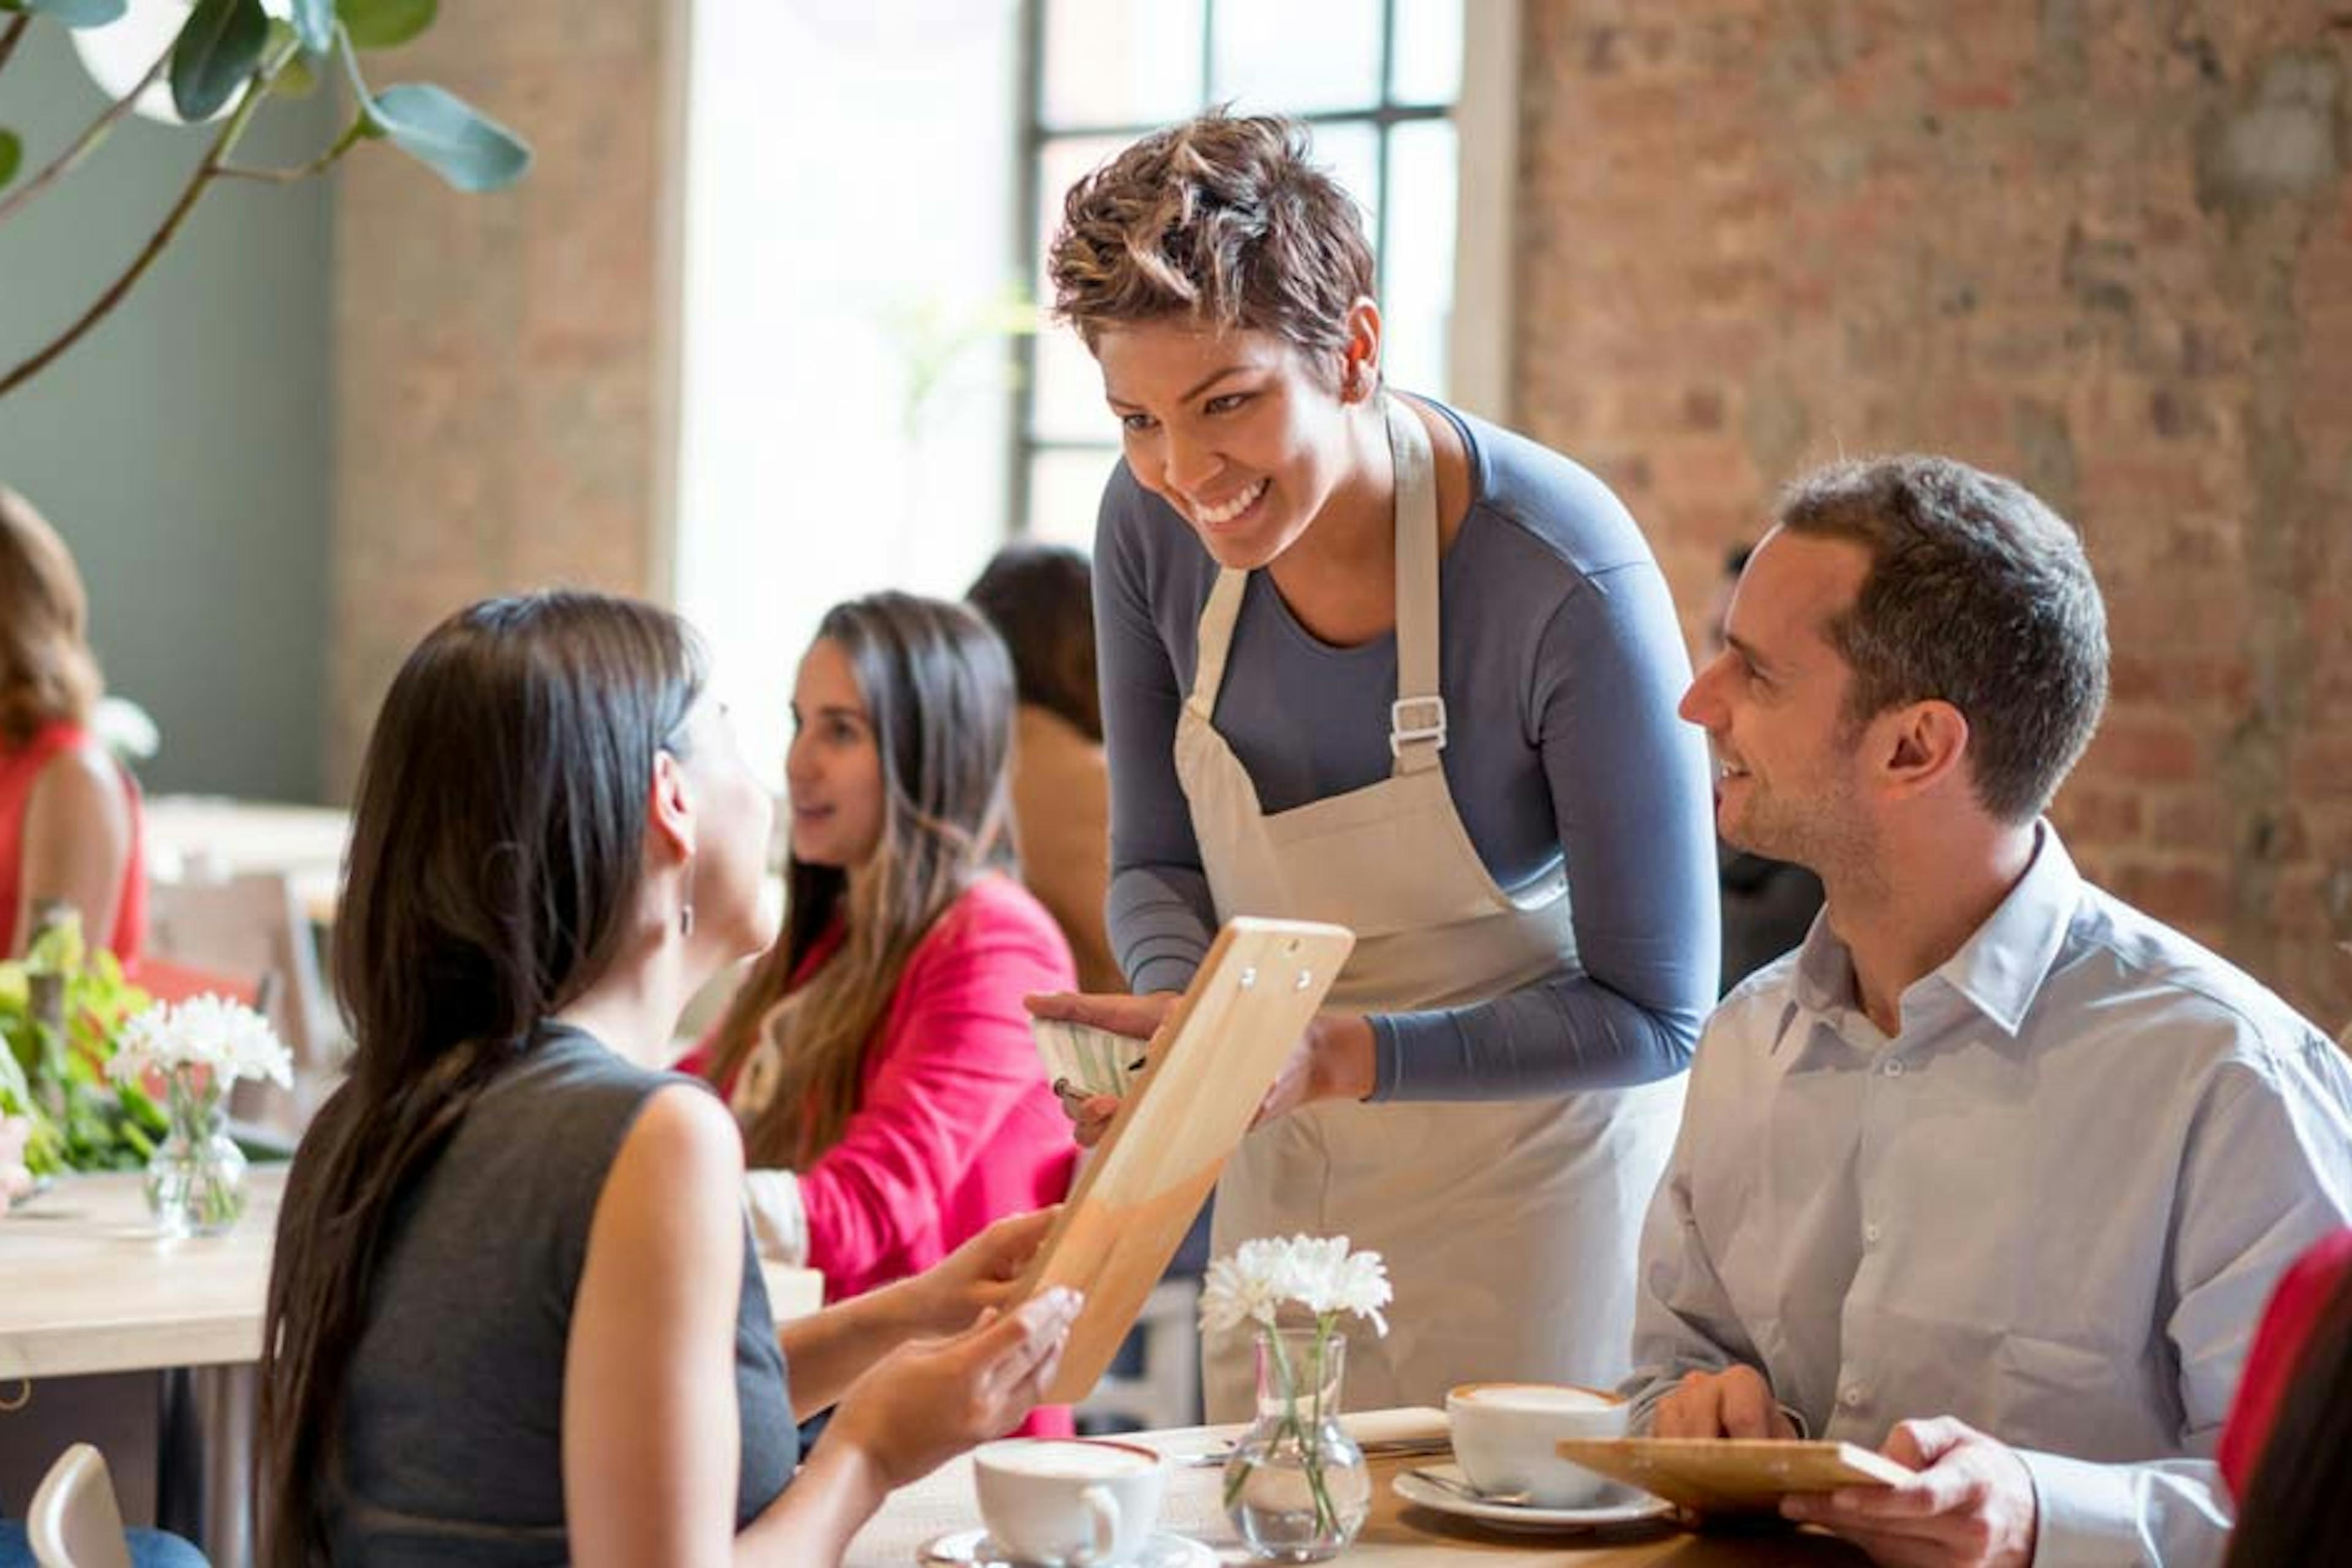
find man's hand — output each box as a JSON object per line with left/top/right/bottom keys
{"left": 1781, "top": 1416, "right": 2037, "bottom": 1568}
{"left": 1652, "top": 1364, "right": 1797, "bottom": 1439}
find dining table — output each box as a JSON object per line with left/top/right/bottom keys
{"left": 843, "top": 1414, "right": 1873, "bottom": 1566}
{"left": 0, "top": 1167, "right": 824, "bottom": 1565}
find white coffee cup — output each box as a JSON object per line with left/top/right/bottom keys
{"left": 1446, "top": 1382, "right": 1629, "bottom": 1508}
{"left": 973, "top": 1438, "right": 1168, "bottom": 1566}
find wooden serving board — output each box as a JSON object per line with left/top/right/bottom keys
{"left": 1019, "top": 917, "right": 1355, "bottom": 1403}
{"left": 1553, "top": 1438, "right": 1913, "bottom": 1514}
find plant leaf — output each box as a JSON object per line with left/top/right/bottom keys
{"left": 368, "top": 83, "right": 530, "bottom": 192}
{"left": 266, "top": 20, "right": 318, "bottom": 96}
{"left": 336, "top": 0, "right": 434, "bottom": 51}
{"left": 290, "top": 0, "right": 333, "bottom": 53}
{"left": 0, "top": 130, "right": 20, "bottom": 192}
{"left": 21, "top": 0, "right": 131, "bottom": 27}
{"left": 170, "top": 0, "right": 268, "bottom": 123}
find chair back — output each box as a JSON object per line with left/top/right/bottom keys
{"left": 26, "top": 1443, "right": 133, "bottom": 1568}
{"left": 145, "top": 871, "right": 337, "bottom": 1134}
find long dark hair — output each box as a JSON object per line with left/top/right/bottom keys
{"left": 705, "top": 592, "right": 1014, "bottom": 1167}
{"left": 2223, "top": 1257, "right": 2352, "bottom": 1566}
{"left": 257, "top": 592, "right": 703, "bottom": 1564}
{"left": 967, "top": 541, "right": 1100, "bottom": 743}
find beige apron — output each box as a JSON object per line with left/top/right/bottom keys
{"left": 1180, "top": 399, "right": 1686, "bottom": 1419}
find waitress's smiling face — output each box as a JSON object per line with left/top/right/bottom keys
{"left": 783, "top": 636, "right": 886, "bottom": 870}
{"left": 1095, "top": 317, "right": 1358, "bottom": 571}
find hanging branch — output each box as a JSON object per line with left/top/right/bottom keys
{"left": 0, "top": 43, "right": 290, "bottom": 399}
{"left": 0, "top": 45, "right": 173, "bottom": 227}
{"left": 0, "top": 15, "right": 31, "bottom": 80}
{"left": 214, "top": 113, "right": 365, "bottom": 184}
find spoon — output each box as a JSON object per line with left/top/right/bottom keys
{"left": 1408, "top": 1468, "right": 1534, "bottom": 1507}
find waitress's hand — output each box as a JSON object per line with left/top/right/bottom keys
{"left": 1256, "top": 1014, "right": 1378, "bottom": 1126}
{"left": 1026, "top": 990, "right": 1180, "bottom": 1148}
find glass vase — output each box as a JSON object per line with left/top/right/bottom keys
{"left": 1223, "top": 1325, "right": 1371, "bottom": 1562}
{"left": 145, "top": 1065, "right": 247, "bottom": 1238}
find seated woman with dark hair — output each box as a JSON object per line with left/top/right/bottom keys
{"left": 0, "top": 485, "right": 144, "bottom": 962}
{"left": 967, "top": 542, "right": 1121, "bottom": 995}
{"left": 2218, "top": 1227, "right": 2352, "bottom": 1565}
{"left": 257, "top": 592, "right": 1079, "bottom": 1566}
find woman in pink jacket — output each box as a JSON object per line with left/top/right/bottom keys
{"left": 689, "top": 593, "right": 1079, "bottom": 1427}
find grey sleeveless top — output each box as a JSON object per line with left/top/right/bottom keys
{"left": 331, "top": 1024, "right": 796, "bottom": 1564}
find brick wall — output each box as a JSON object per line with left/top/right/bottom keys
{"left": 1516, "top": 0, "right": 2352, "bottom": 1030}
{"left": 328, "top": 4, "right": 676, "bottom": 795}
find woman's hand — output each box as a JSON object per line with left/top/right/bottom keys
{"left": 824, "top": 1287, "right": 1084, "bottom": 1491}
{"left": 1029, "top": 993, "right": 1380, "bottom": 1147}
{"left": 1026, "top": 990, "right": 1178, "bottom": 1148}
{"left": 894, "top": 1207, "right": 1061, "bottom": 1336}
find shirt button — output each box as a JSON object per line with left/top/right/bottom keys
{"left": 1883, "top": 1059, "right": 1906, "bottom": 1077}
{"left": 1864, "top": 1222, "right": 1883, "bottom": 1245}
{"left": 1841, "top": 1384, "right": 1868, "bottom": 1408}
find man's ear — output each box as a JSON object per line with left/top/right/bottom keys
{"left": 647, "top": 749, "right": 695, "bottom": 863}
{"left": 1877, "top": 699, "right": 1971, "bottom": 802}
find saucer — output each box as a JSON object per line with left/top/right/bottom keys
{"left": 1392, "top": 1462, "right": 1673, "bottom": 1533}
{"left": 918, "top": 1526, "right": 1215, "bottom": 1566}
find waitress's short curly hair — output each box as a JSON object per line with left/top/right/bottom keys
{"left": 1047, "top": 110, "right": 1375, "bottom": 377}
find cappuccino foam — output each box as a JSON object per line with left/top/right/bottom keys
{"left": 982, "top": 1441, "right": 1158, "bottom": 1479}
{"left": 1455, "top": 1383, "right": 1619, "bottom": 1414}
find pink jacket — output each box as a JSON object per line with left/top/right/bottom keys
{"left": 692, "top": 874, "right": 1080, "bottom": 1301}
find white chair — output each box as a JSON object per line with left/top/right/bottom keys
{"left": 145, "top": 872, "right": 341, "bottom": 1136}
{"left": 26, "top": 1443, "right": 132, "bottom": 1568}
{"left": 1074, "top": 1276, "right": 1202, "bottom": 1432}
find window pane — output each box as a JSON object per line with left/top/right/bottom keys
{"left": 1380, "top": 118, "right": 1456, "bottom": 400}
{"left": 1390, "top": 0, "right": 1463, "bottom": 104}
{"left": 1210, "top": 0, "right": 1384, "bottom": 116}
{"left": 1311, "top": 121, "right": 1382, "bottom": 264}
{"left": 1031, "top": 135, "right": 1130, "bottom": 444}
{"left": 1027, "top": 447, "right": 1124, "bottom": 547}
{"left": 1042, "top": 0, "right": 1207, "bottom": 129}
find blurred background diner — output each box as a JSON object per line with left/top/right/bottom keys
{"left": 2, "top": 1, "right": 2348, "bottom": 1564}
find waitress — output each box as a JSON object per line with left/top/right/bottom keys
{"left": 1032, "top": 111, "right": 1719, "bottom": 1419}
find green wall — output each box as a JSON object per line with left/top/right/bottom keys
{"left": 0, "top": 24, "right": 334, "bottom": 802}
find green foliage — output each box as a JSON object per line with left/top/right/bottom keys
{"left": 0, "top": 914, "right": 164, "bottom": 1176}
{"left": 337, "top": 0, "right": 434, "bottom": 51}
{"left": 0, "top": 129, "right": 20, "bottom": 190}
{"left": 366, "top": 83, "right": 529, "bottom": 192}
{"left": 20, "top": 0, "right": 130, "bottom": 27}
{"left": 170, "top": 0, "right": 268, "bottom": 123}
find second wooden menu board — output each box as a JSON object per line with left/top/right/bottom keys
{"left": 1019, "top": 916, "right": 1355, "bottom": 1404}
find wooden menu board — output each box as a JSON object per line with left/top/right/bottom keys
{"left": 1553, "top": 1438, "right": 1913, "bottom": 1514}
{"left": 1019, "top": 917, "right": 1355, "bottom": 1404}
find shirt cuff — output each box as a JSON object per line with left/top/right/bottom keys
{"left": 742, "top": 1168, "right": 808, "bottom": 1265}
{"left": 2015, "top": 1449, "right": 2149, "bottom": 1568}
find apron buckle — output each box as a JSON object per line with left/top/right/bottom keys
{"left": 1389, "top": 696, "right": 1448, "bottom": 756}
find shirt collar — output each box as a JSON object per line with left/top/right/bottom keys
{"left": 1774, "top": 822, "right": 2080, "bottom": 1049}
{"left": 1928, "top": 821, "right": 2081, "bottom": 1037}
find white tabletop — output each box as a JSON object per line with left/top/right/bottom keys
{"left": 0, "top": 1169, "right": 823, "bottom": 1382}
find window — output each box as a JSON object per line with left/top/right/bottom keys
{"left": 1013, "top": 0, "right": 1477, "bottom": 546}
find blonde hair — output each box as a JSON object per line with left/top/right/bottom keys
{"left": 706, "top": 594, "right": 1017, "bottom": 1169}
{"left": 0, "top": 486, "right": 102, "bottom": 746}
{"left": 1048, "top": 109, "right": 1376, "bottom": 372}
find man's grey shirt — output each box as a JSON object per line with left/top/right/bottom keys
{"left": 1624, "top": 825, "right": 2352, "bottom": 1566}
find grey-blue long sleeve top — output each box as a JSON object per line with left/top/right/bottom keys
{"left": 1095, "top": 398, "right": 1719, "bottom": 1101}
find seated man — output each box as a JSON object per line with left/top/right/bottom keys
{"left": 1627, "top": 455, "right": 2352, "bottom": 1566}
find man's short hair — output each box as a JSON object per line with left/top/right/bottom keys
{"left": 1777, "top": 456, "right": 2109, "bottom": 824}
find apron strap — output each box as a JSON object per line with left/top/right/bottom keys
{"left": 1387, "top": 398, "right": 1447, "bottom": 776}
{"left": 1185, "top": 566, "right": 1251, "bottom": 724}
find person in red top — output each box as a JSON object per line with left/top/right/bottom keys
{"left": 688, "top": 593, "right": 1079, "bottom": 1429}
{"left": 2216, "top": 1227, "right": 2352, "bottom": 1564}
{"left": 0, "top": 484, "right": 144, "bottom": 963}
